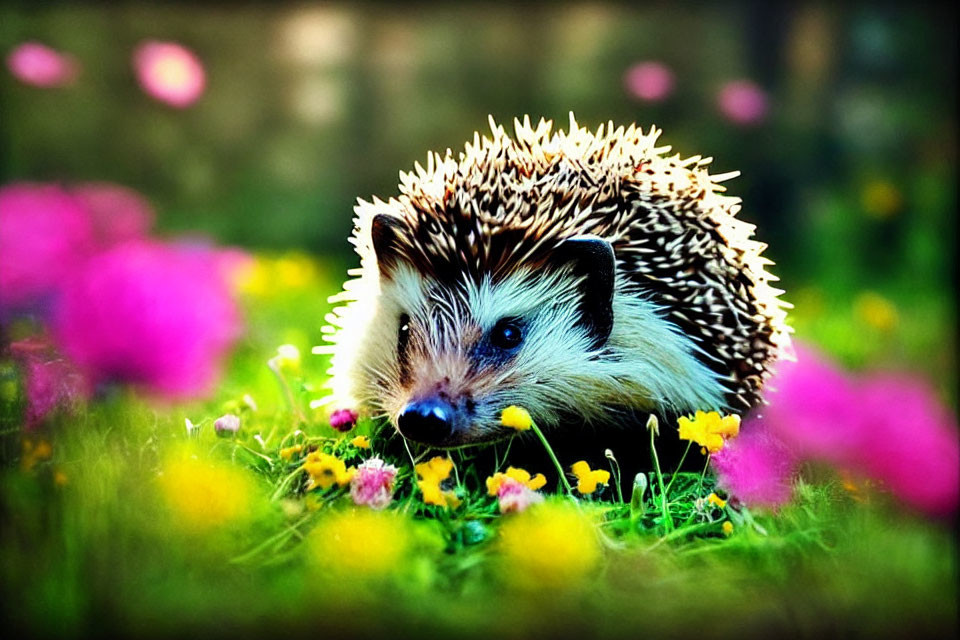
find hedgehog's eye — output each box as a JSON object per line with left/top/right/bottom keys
{"left": 490, "top": 317, "right": 523, "bottom": 350}
{"left": 397, "top": 313, "right": 411, "bottom": 356}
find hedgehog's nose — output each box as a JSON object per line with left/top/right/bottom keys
{"left": 397, "top": 398, "right": 455, "bottom": 444}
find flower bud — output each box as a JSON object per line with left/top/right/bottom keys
{"left": 214, "top": 413, "right": 241, "bottom": 436}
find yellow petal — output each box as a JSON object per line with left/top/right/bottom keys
{"left": 716, "top": 414, "right": 741, "bottom": 438}
{"left": 527, "top": 473, "right": 547, "bottom": 491}
{"left": 501, "top": 406, "right": 533, "bottom": 430}
{"left": 592, "top": 469, "right": 611, "bottom": 485}
{"left": 486, "top": 474, "right": 505, "bottom": 497}
{"left": 505, "top": 466, "right": 532, "bottom": 485}
{"left": 704, "top": 433, "right": 725, "bottom": 454}
{"left": 577, "top": 478, "right": 598, "bottom": 494}
{"left": 570, "top": 460, "right": 591, "bottom": 479}
{"left": 707, "top": 493, "right": 727, "bottom": 508}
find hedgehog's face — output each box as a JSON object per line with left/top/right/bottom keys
{"left": 362, "top": 215, "right": 617, "bottom": 449}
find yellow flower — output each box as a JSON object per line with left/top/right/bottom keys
{"left": 279, "top": 444, "right": 304, "bottom": 461}
{"left": 416, "top": 455, "right": 454, "bottom": 483}
{"left": 231, "top": 253, "right": 320, "bottom": 298}
{"left": 677, "top": 411, "right": 741, "bottom": 454}
{"left": 707, "top": 493, "right": 727, "bottom": 509}
{"left": 304, "top": 451, "right": 355, "bottom": 491}
{"left": 839, "top": 469, "right": 872, "bottom": 503}
{"left": 230, "top": 255, "right": 271, "bottom": 297}
{"left": 497, "top": 501, "right": 601, "bottom": 589}
{"left": 570, "top": 460, "right": 611, "bottom": 495}
{"left": 351, "top": 435, "right": 371, "bottom": 449}
{"left": 861, "top": 180, "right": 902, "bottom": 219}
{"left": 854, "top": 291, "right": 898, "bottom": 332}
{"left": 21, "top": 438, "right": 53, "bottom": 472}
{"left": 415, "top": 456, "right": 460, "bottom": 508}
{"left": 307, "top": 509, "right": 411, "bottom": 579}
{"left": 500, "top": 405, "right": 533, "bottom": 431}
{"left": 275, "top": 254, "right": 318, "bottom": 289}
{"left": 157, "top": 451, "right": 254, "bottom": 532}
{"left": 722, "top": 521, "right": 734, "bottom": 536}
{"left": 486, "top": 466, "right": 547, "bottom": 496}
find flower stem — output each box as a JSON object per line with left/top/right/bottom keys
{"left": 230, "top": 514, "right": 311, "bottom": 564}
{"left": 530, "top": 422, "right": 574, "bottom": 496}
{"left": 270, "top": 464, "right": 306, "bottom": 501}
{"left": 697, "top": 453, "right": 711, "bottom": 494}
{"left": 268, "top": 357, "right": 306, "bottom": 425}
{"left": 605, "top": 450, "right": 624, "bottom": 504}
{"left": 649, "top": 423, "right": 673, "bottom": 532}
{"left": 662, "top": 441, "right": 693, "bottom": 497}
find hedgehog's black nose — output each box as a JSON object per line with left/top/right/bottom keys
{"left": 397, "top": 398, "right": 455, "bottom": 444}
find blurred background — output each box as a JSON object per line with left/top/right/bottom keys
{"left": 1, "top": 1, "right": 956, "bottom": 390}
{"left": 1, "top": 5, "right": 957, "bottom": 637}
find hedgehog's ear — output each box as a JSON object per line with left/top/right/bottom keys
{"left": 552, "top": 236, "right": 616, "bottom": 349}
{"left": 371, "top": 214, "right": 407, "bottom": 279}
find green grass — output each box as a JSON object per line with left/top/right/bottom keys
{"left": 1, "top": 255, "right": 956, "bottom": 638}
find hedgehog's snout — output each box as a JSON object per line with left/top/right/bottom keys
{"left": 397, "top": 397, "right": 457, "bottom": 445}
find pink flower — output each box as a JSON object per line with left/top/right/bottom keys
{"left": 711, "top": 418, "right": 798, "bottom": 509}
{"left": 623, "top": 62, "right": 674, "bottom": 102}
{"left": 214, "top": 413, "right": 241, "bottom": 435}
{"left": 740, "top": 342, "right": 960, "bottom": 517}
{"left": 133, "top": 41, "right": 206, "bottom": 108}
{"left": 330, "top": 408, "right": 358, "bottom": 432}
{"left": 762, "top": 345, "right": 865, "bottom": 460}
{"left": 717, "top": 80, "right": 769, "bottom": 125}
{"left": 10, "top": 338, "right": 91, "bottom": 429}
{"left": 6, "top": 42, "right": 79, "bottom": 88}
{"left": 855, "top": 375, "right": 959, "bottom": 517}
{"left": 52, "top": 240, "right": 242, "bottom": 399}
{"left": 495, "top": 478, "right": 544, "bottom": 514}
{"left": 71, "top": 182, "right": 154, "bottom": 247}
{"left": 0, "top": 183, "right": 95, "bottom": 314}
{"left": 349, "top": 458, "right": 397, "bottom": 510}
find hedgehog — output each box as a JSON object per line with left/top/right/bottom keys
{"left": 319, "top": 114, "right": 790, "bottom": 463}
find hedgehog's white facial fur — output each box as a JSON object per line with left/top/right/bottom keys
{"left": 323, "top": 254, "right": 726, "bottom": 448}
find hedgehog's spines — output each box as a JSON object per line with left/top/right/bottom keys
{"left": 345, "top": 115, "right": 789, "bottom": 409}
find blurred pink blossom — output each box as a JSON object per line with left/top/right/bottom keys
{"left": 623, "top": 62, "right": 674, "bottom": 102}
{"left": 6, "top": 42, "right": 79, "bottom": 88}
{"left": 762, "top": 345, "right": 865, "bottom": 459}
{"left": 495, "top": 478, "right": 544, "bottom": 514}
{"left": 330, "top": 408, "right": 358, "bottom": 432}
{"left": 0, "top": 183, "right": 95, "bottom": 314}
{"left": 350, "top": 457, "right": 397, "bottom": 510}
{"left": 52, "top": 241, "right": 242, "bottom": 399}
{"left": 71, "top": 182, "right": 154, "bottom": 247}
{"left": 711, "top": 419, "right": 798, "bottom": 509}
{"left": 854, "top": 374, "right": 959, "bottom": 517}
{"left": 133, "top": 41, "right": 206, "bottom": 108}
{"left": 10, "top": 337, "right": 91, "bottom": 429}
{"left": 717, "top": 80, "right": 768, "bottom": 125}
{"left": 721, "top": 342, "right": 959, "bottom": 517}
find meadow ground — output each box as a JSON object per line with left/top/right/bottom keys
{"left": 2, "top": 255, "right": 955, "bottom": 639}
